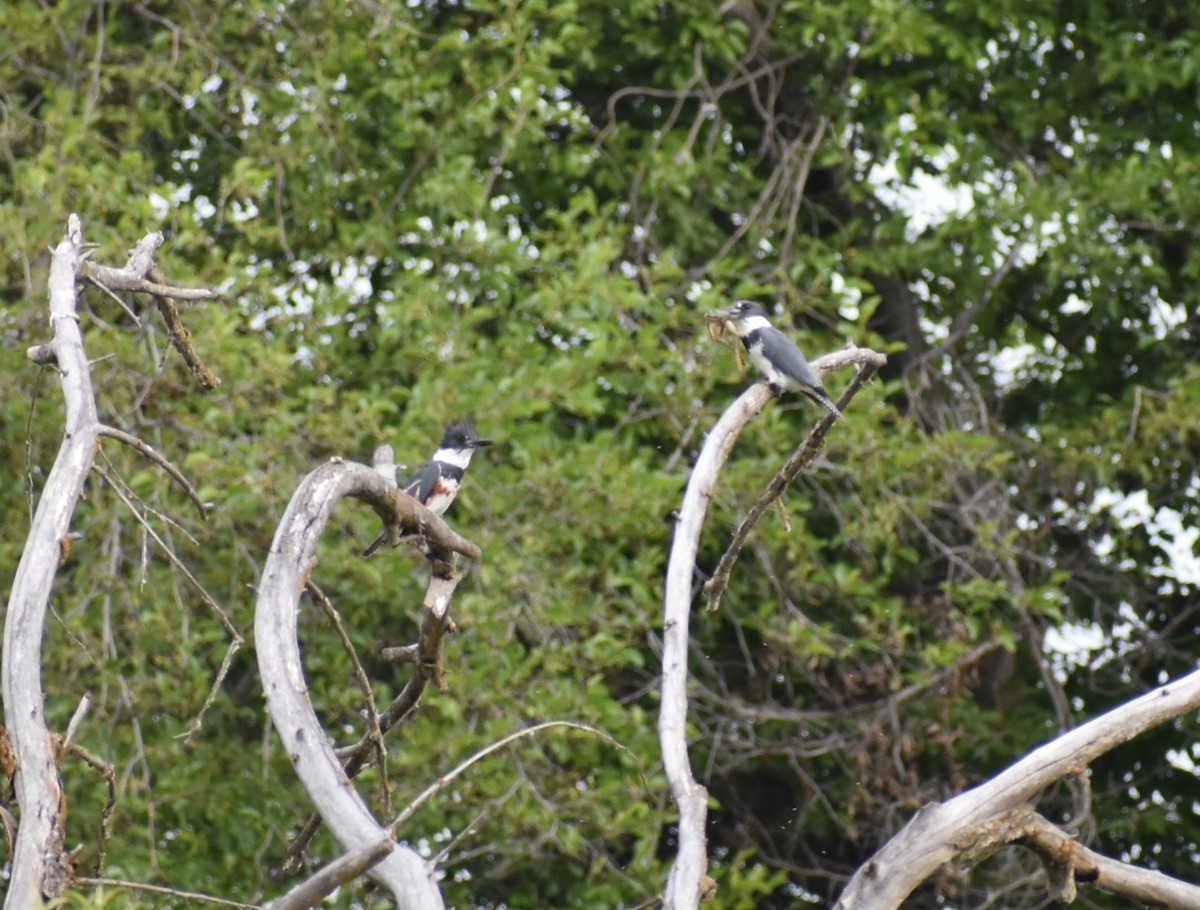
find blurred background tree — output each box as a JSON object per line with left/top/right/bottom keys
{"left": 2, "top": 0, "right": 1199, "bottom": 906}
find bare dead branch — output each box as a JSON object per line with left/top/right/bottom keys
{"left": 372, "top": 444, "right": 399, "bottom": 482}
{"left": 834, "top": 668, "right": 1200, "bottom": 909}
{"left": 63, "top": 740, "right": 116, "bottom": 874}
{"left": 1018, "top": 811, "right": 1200, "bottom": 908}
{"left": 704, "top": 345, "right": 887, "bottom": 613}
{"left": 79, "top": 259, "right": 215, "bottom": 300}
{"left": 258, "top": 458, "right": 481, "bottom": 907}
{"left": 98, "top": 424, "right": 209, "bottom": 518}
{"left": 147, "top": 266, "right": 221, "bottom": 390}
{"left": 390, "top": 721, "right": 637, "bottom": 833}
{"left": 74, "top": 876, "right": 257, "bottom": 909}
{"left": 379, "top": 643, "right": 421, "bottom": 664}
{"left": 85, "top": 273, "right": 143, "bottom": 325}
{"left": 283, "top": 553, "right": 468, "bottom": 870}
{"left": 26, "top": 344, "right": 57, "bottom": 366}
{"left": 4, "top": 214, "right": 94, "bottom": 905}
{"left": 306, "top": 580, "right": 392, "bottom": 817}
{"left": 660, "top": 381, "right": 774, "bottom": 910}
{"left": 61, "top": 692, "right": 92, "bottom": 752}
{"left": 264, "top": 836, "right": 395, "bottom": 910}
{"left": 78, "top": 238, "right": 221, "bottom": 389}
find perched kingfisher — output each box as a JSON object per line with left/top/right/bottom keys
{"left": 363, "top": 418, "right": 493, "bottom": 556}
{"left": 711, "top": 300, "right": 842, "bottom": 419}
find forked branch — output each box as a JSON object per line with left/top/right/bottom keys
{"left": 257, "top": 458, "right": 482, "bottom": 907}
{"left": 4, "top": 215, "right": 215, "bottom": 908}
{"left": 660, "top": 342, "right": 881, "bottom": 909}
{"left": 704, "top": 345, "right": 886, "bottom": 612}
{"left": 834, "top": 669, "right": 1200, "bottom": 909}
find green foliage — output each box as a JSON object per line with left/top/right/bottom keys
{"left": 3, "top": 1, "right": 1200, "bottom": 908}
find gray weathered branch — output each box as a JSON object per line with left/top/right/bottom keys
{"left": 3, "top": 215, "right": 93, "bottom": 907}
{"left": 660, "top": 382, "right": 773, "bottom": 910}
{"left": 1017, "top": 810, "right": 1200, "bottom": 907}
{"left": 660, "top": 341, "right": 883, "bottom": 909}
{"left": 834, "top": 668, "right": 1200, "bottom": 908}
{"left": 264, "top": 835, "right": 395, "bottom": 910}
{"left": 256, "top": 458, "right": 482, "bottom": 907}
{"left": 704, "top": 344, "right": 886, "bottom": 612}
{"left": 3, "top": 215, "right": 218, "bottom": 908}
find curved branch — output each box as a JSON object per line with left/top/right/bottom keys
{"left": 1018, "top": 811, "right": 1200, "bottom": 907}
{"left": 264, "top": 836, "right": 395, "bottom": 910}
{"left": 257, "top": 458, "right": 481, "bottom": 908}
{"left": 660, "top": 382, "right": 774, "bottom": 910}
{"left": 3, "top": 215, "right": 93, "bottom": 906}
{"left": 98, "top": 425, "right": 209, "bottom": 518}
{"left": 4, "top": 216, "right": 221, "bottom": 907}
{"left": 704, "top": 345, "right": 886, "bottom": 612}
{"left": 282, "top": 555, "right": 469, "bottom": 870}
{"left": 834, "top": 668, "right": 1200, "bottom": 908}
{"left": 389, "top": 721, "right": 636, "bottom": 834}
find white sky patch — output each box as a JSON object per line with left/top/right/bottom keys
{"left": 1043, "top": 621, "right": 1106, "bottom": 674}
{"left": 1087, "top": 482, "right": 1200, "bottom": 590}
{"left": 1147, "top": 287, "right": 1187, "bottom": 339}
{"left": 147, "top": 184, "right": 194, "bottom": 220}
{"left": 194, "top": 195, "right": 217, "bottom": 220}
{"left": 918, "top": 311, "right": 950, "bottom": 343}
{"left": 1061, "top": 293, "right": 1090, "bottom": 315}
{"left": 686, "top": 279, "right": 712, "bottom": 302}
{"left": 830, "top": 272, "right": 863, "bottom": 321}
{"left": 1168, "top": 745, "right": 1200, "bottom": 776}
{"left": 985, "top": 326, "right": 1068, "bottom": 392}
{"left": 332, "top": 257, "right": 375, "bottom": 304}
{"left": 1043, "top": 602, "right": 1146, "bottom": 682}
{"left": 990, "top": 342, "right": 1038, "bottom": 389}
{"left": 867, "top": 151, "right": 975, "bottom": 241}
{"left": 230, "top": 198, "right": 259, "bottom": 223}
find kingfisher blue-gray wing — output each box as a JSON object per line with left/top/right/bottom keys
{"left": 748, "top": 328, "right": 843, "bottom": 419}
{"left": 756, "top": 329, "right": 823, "bottom": 389}
{"left": 362, "top": 463, "right": 446, "bottom": 557}
{"left": 400, "top": 463, "right": 440, "bottom": 504}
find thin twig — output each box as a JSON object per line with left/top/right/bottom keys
{"left": 148, "top": 266, "right": 221, "bottom": 390}
{"left": 306, "top": 580, "right": 392, "bottom": 817}
{"left": 64, "top": 741, "right": 116, "bottom": 874}
{"left": 390, "top": 721, "right": 643, "bottom": 833}
{"left": 92, "top": 464, "right": 243, "bottom": 742}
{"left": 62, "top": 692, "right": 92, "bottom": 751}
{"left": 75, "top": 876, "right": 258, "bottom": 909}
{"left": 98, "top": 424, "right": 209, "bottom": 518}
{"left": 704, "top": 347, "right": 887, "bottom": 612}
{"left": 84, "top": 274, "right": 142, "bottom": 325}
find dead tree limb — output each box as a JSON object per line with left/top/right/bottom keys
{"left": 256, "top": 458, "right": 481, "bottom": 908}
{"left": 3, "top": 215, "right": 93, "bottom": 907}
{"left": 80, "top": 246, "right": 221, "bottom": 390}
{"left": 660, "top": 382, "right": 772, "bottom": 910}
{"left": 703, "top": 345, "right": 886, "bottom": 612}
{"left": 97, "top": 424, "right": 209, "bottom": 518}
{"left": 3, "top": 215, "right": 216, "bottom": 908}
{"left": 660, "top": 342, "right": 883, "bottom": 909}
{"left": 264, "top": 835, "right": 395, "bottom": 910}
{"left": 834, "top": 668, "right": 1200, "bottom": 909}
{"left": 1017, "top": 811, "right": 1200, "bottom": 908}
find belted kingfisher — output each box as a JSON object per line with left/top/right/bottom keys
{"left": 711, "top": 300, "right": 842, "bottom": 419}
{"left": 363, "top": 418, "right": 493, "bottom": 556}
